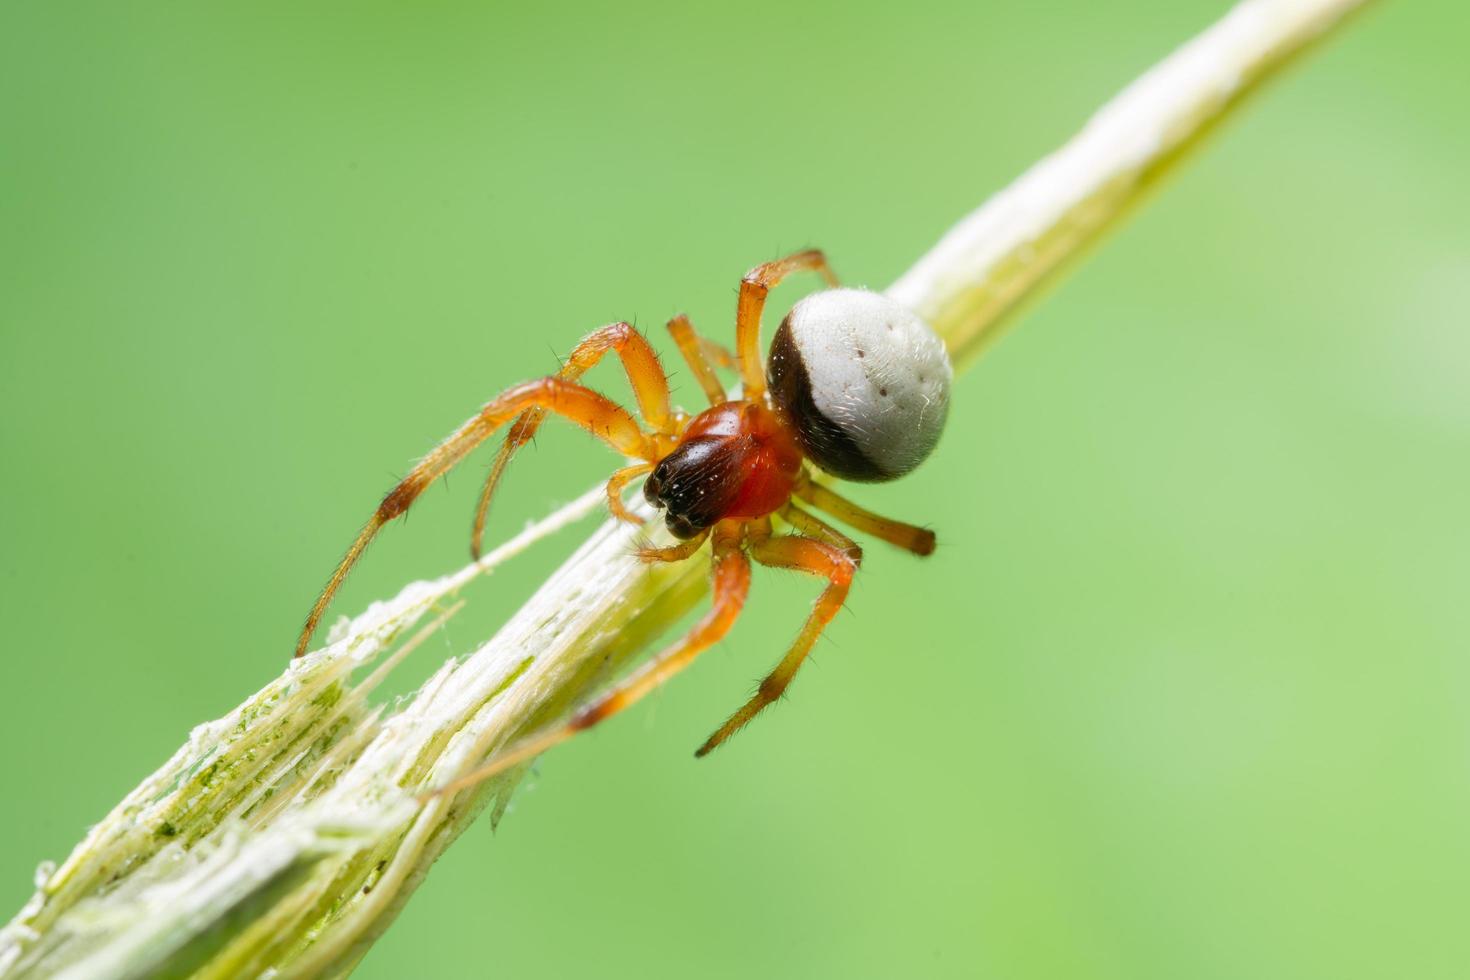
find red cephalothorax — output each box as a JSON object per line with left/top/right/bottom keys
{"left": 644, "top": 402, "right": 805, "bottom": 538}
{"left": 295, "top": 250, "right": 952, "bottom": 800}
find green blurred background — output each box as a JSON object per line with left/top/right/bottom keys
{"left": 3, "top": 1, "right": 1467, "bottom": 977}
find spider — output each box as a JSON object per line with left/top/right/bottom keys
{"left": 295, "top": 249, "right": 952, "bottom": 794}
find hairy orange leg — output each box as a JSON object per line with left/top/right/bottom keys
{"left": 470, "top": 322, "right": 675, "bottom": 559}
{"left": 296, "top": 378, "right": 658, "bottom": 658}
{"left": 605, "top": 462, "right": 654, "bottom": 525}
{"left": 780, "top": 501, "right": 862, "bottom": 560}
{"left": 666, "top": 314, "right": 727, "bottom": 407}
{"left": 695, "top": 531, "right": 857, "bottom": 757}
{"left": 735, "top": 249, "right": 839, "bottom": 399}
{"left": 422, "top": 522, "right": 751, "bottom": 801}
{"left": 795, "top": 479, "right": 936, "bottom": 557}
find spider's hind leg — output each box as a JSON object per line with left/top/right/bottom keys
{"left": 779, "top": 500, "right": 862, "bottom": 562}
{"left": 795, "top": 479, "right": 935, "bottom": 557}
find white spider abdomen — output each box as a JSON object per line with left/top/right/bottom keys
{"left": 767, "top": 287, "right": 951, "bottom": 482}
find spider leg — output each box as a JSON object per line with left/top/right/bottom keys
{"left": 605, "top": 462, "right": 654, "bottom": 525}
{"left": 471, "top": 322, "right": 675, "bottom": 558}
{"left": 421, "top": 522, "right": 751, "bottom": 802}
{"left": 779, "top": 500, "right": 861, "bottom": 559}
{"left": 695, "top": 530, "right": 857, "bottom": 757}
{"left": 296, "top": 378, "right": 658, "bottom": 658}
{"left": 795, "top": 478, "right": 936, "bottom": 556}
{"left": 665, "top": 314, "right": 727, "bottom": 407}
{"left": 735, "top": 249, "right": 840, "bottom": 399}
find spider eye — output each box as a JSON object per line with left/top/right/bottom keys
{"left": 767, "top": 288, "right": 951, "bottom": 482}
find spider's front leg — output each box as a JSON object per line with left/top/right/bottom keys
{"left": 295, "top": 378, "right": 658, "bottom": 658}
{"left": 471, "top": 322, "right": 675, "bottom": 558}
{"left": 420, "top": 521, "right": 751, "bottom": 802}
